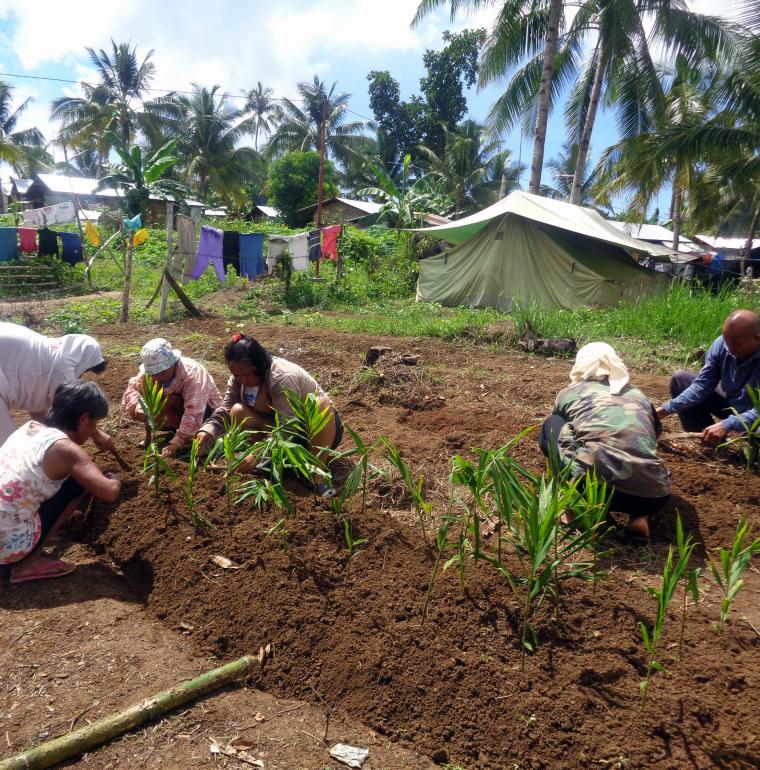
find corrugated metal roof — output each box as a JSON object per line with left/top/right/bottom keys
{"left": 253, "top": 204, "right": 280, "bottom": 218}
{"left": 297, "top": 197, "right": 383, "bottom": 215}
{"left": 693, "top": 234, "right": 758, "bottom": 251}
{"left": 11, "top": 178, "right": 33, "bottom": 194}
{"left": 608, "top": 221, "right": 695, "bottom": 244}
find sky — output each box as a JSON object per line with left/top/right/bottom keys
{"left": 0, "top": 0, "right": 742, "bottom": 218}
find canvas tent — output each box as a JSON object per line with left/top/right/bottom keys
{"left": 414, "top": 191, "right": 678, "bottom": 310}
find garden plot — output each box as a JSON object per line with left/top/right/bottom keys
{"left": 11, "top": 318, "right": 760, "bottom": 769}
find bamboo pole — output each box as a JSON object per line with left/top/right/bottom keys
{"left": 0, "top": 647, "right": 271, "bottom": 770}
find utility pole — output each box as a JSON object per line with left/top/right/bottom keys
{"left": 314, "top": 94, "right": 328, "bottom": 279}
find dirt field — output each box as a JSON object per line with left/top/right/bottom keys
{"left": 2, "top": 313, "right": 759, "bottom": 769}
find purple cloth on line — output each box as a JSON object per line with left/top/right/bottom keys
{"left": 190, "top": 225, "right": 225, "bottom": 282}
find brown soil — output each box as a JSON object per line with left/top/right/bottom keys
{"left": 3, "top": 314, "right": 760, "bottom": 769}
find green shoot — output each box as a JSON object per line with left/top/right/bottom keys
{"left": 639, "top": 531, "right": 694, "bottom": 711}
{"left": 330, "top": 426, "right": 384, "bottom": 519}
{"left": 267, "top": 516, "right": 290, "bottom": 551}
{"left": 382, "top": 437, "right": 432, "bottom": 541}
{"left": 675, "top": 514, "right": 700, "bottom": 660}
{"left": 205, "top": 417, "right": 254, "bottom": 511}
{"left": 721, "top": 385, "right": 760, "bottom": 471}
{"left": 184, "top": 437, "right": 212, "bottom": 528}
{"left": 709, "top": 515, "right": 760, "bottom": 633}
{"left": 422, "top": 482, "right": 455, "bottom": 624}
{"left": 342, "top": 517, "right": 368, "bottom": 560}
{"left": 138, "top": 378, "right": 174, "bottom": 495}
{"left": 569, "top": 470, "right": 612, "bottom": 593}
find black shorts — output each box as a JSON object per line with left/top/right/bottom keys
{"left": 36, "top": 477, "right": 84, "bottom": 546}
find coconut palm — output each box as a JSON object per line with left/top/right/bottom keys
{"left": 413, "top": 0, "right": 570, "bottom": 194}
{"left": 565, "top": 0, "right": 735, "bottom": 205}
{"left": 417, "top": 120, "right": 522, "bottom": 214}
{"left": 266, "top": 76, "right": 371, "bottom": 168}
{"left": 241, "top": 82, "right": 280, "bottom": 150}
{"left": 156, "top": 84, "right": 265, "bottom": 203}
{"left": 0, "top": 81, "right": 50, "bottom": 176}
{"left": 50, "top": 40, "right": 157, "bottom": 166}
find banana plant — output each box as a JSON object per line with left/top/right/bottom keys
{"left": 184, "top": 437, "right": 212, "bottom": 528}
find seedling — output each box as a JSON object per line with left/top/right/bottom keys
{"left": 330, "top": 426, "right": 384, "bottom": 519}
{"left": 383, "top": 437, "right": 432, "bottom": 541}
{"left": 422, "top": 486, "right": 454, "bottom": 624}
{"left": 639, "top": 535, "right": 694, "bottom": 711}
{"left": 675, "top": 514, "right": 700, "bottom": 660}
{"left": 205, "top": 417, "right": 254, "bottom": 511}
{"left": 342, "top": 517, "right": 368, "bottom": 560}
{"left": 709, "top": 515, "right": 760, "bottom": 633}
{"left": 721, "top": 385, "right": 760, "bottom": 471}
{"left": 267, "top": 516, "right": 290, "bottom": 552}
{"left": 183, "top": 437, "right": 212, "bottom": 528}
{"left": 568, "top": 471, "right": 612, "bottom": 593}
{"left": 138, "top": 378, "right": 175, "bottom": 495}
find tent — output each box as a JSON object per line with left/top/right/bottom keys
{"left": 413, "top": 191, "right": 678, "bottom": 310}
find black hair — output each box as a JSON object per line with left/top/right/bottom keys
{"left": 87, "top": 359, "right": 108, "bottom": 375}
{"left": 224, "top": 335, "right": 272, "bottom": 378}
{"left": 44, "top": 380, "right": 109, "bottom": 431}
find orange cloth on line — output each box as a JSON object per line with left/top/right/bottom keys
{"left": 321, "top": 224, "right": 341, "bottom": 260}
{"left": 84, "top": 220, "right": 100, "bottom": 247}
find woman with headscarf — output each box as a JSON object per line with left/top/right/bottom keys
{"left": 0, "top": 322, "right": 111, "bottom": 449}
{"left": 539, "top": 342, "right": 671, "bottom": 544}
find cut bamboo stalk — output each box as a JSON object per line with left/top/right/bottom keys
{"left": 0, "top": 647, "right": 271, "bottom": 770}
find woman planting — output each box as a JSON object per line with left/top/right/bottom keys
{"left": 196, "top": 334, "right": 343, "bottom": 494}
{"left": 0, "top": 381, "right": 121, "bottom": 584}
{"left": 0, "top": 321, "right": 109, "bottom": 448}
{"left": 539, "top": 342, "right": 671, "bottom": 545}
{"left": 122, "top": 338, "right": 223, "bottom": 457}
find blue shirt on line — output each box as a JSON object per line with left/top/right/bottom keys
{"left": 663, "top": 336, "right": 760, "bottom": 433}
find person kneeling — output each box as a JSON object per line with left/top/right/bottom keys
{"left": 0, "top": 381, "right": 122, "bottom": 584}
{"left": 539, "top": 342, "right": 671, "bottom": 545}
{"left": 196, "top": 334, "right": 343, "bottom": 497}
{"left": 122, "top": 338, "right": 223, "bottom": 457}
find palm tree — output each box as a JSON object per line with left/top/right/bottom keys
{"left": 156, "top": 85, "right": 265, "bottom": 203}
{"left": 241, "top": 82, "right": 280, "bottom": 150}
{"left": 413, "top": 0, "right": 568, "bottom": 194}
{"left": 566, "top": 0, "right": 735, "bottom": 205}
{"left": 0, "top": 81, "right": 50, "bottom": 175}
{"left": 50, "top": 40, "right": 156, "bottom": 167}
{"left": 417, "top": 120, "right": 522, "bottom": 214}
{"left": 266, "top": 76, "right": 371, "bottom": 168}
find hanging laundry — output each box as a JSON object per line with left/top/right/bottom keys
{"left": 322, "top": 224, "right": 342, "bottom": 260}
{"left": 267, "top": 235, "right": 287, "bottom": 274}
{"left": 22, "top": 201, "right": 76, "bottom": 228}
{"left": 176, "top": 215, "right": 196, "bottom": 283}
{"left": 37, "top": 227, "right": 59, "bottom": 257}
{"left": 132, "top": 228, "right": 148, "bottom": 247}
{"left": 84, "top": 220, "right": 100, "bottom": 248}
{"left": 222, "top": 230, "right": 240, "bottom": 273}
{"left": 0, "top": 228, "right": 18, "bottom": 261}
{"left": 190, "top": 225, "right": 225, "bottom": 282}
{"left": 58, "top": 232, "right": 83, "bottom": 265}
{"left": 123, "top": 214, "right": 142, "bottom": 231}
{"left": 18, "top": 227, "right": 37, "bottom": 254}
{"left": 289, "top": 232, "right": 310, "bottom": 271}
{"left": 308, "top": 229, "right": 322, "bottom": 262}
{"left": 238, "top": 233, "right": 265, "bottom": 279}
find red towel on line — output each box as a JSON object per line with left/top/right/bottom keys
{"left": 321, "top": 224, "right": 341, "bottom": 261}
{"left": 18, "top": 227, "right": 37, "bottom": 254}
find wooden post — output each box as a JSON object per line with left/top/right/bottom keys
{"left": 120, "top": 233, "right": 133, "bottom": 323}
{"left": 158, "top": 201, "right": 174, "bottom": 322}
{"left": 314, "top": 95, "right": 328, "bottom": 279}
{"left": 0, "top": 648, "right": 270, "bottom": 770}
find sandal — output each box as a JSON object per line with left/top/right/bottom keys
{"left": 612, "top": 527, "right": 650, "bottom": 547}
{"left": 10, "top": 559, "right": 76, "bottom": 584}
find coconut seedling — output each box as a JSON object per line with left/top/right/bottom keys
{"left": 183, "top": 437, "right": 212, "bottom": 528}
{"left": 709, "top": 515, "right": 760, "bottom": 633}
{"left": 205, "top": 417, "right": 254, "bottom": 511}
{"left": 138, "top": 377, "right": 175, "bottom": 496}
{"left": 639, "top": 537, "right": 694, "bottom": 711}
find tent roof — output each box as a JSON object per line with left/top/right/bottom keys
{"left": 410, "top": 190, "right": 693, "bottom": 262}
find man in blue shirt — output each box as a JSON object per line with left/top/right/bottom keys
{"left": 656, "top": 310, "right": 760, "bottom": 445}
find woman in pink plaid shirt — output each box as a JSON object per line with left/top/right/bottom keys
{"left": 121, "top": 338, "right": 223, "bottom": 457}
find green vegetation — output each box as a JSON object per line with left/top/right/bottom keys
{"left": 138, "top": 378, "right": 175, "bottom": 496}
{"left": 709, "top": 516, "right": 760, "bottom": 633}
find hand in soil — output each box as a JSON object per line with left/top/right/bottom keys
{"left": 701, "top": 422, "right": 728, "bottom": 446}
